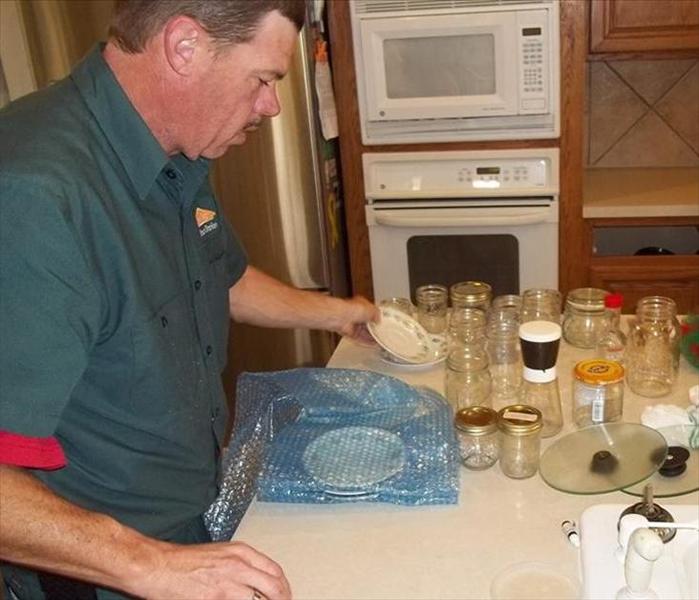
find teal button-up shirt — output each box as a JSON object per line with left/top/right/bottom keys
{"left": 0, "top": 46, "right": 247, "bottom": 540}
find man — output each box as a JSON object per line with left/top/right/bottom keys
{"left": 0, "top": 1, "right": 377, "bottom": 598}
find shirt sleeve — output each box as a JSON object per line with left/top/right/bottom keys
{"left": 0, "top": 175, "right": 102, "bottom": 442}
{"left": 220, "top": 217, "right": 248, "bottom": 288}
{"left": 0, "top": 430, "right": 66, "bottom": 469}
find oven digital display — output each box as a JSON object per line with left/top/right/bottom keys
{"left": 476, "top": 167, "right": 500, "bottom": 175}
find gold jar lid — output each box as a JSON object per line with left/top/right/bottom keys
{"left": 497, "top": 404, "right": 543, "bottom": 435}
{"left": 574, "top": 359, "right": 624, "bottom": 385}
{"left": 454, "top": 406, "right": 498, "bottom": 435}
{"left": 450, "top": 281, "right": 492, "bottom": 304}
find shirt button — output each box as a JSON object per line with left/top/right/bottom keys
{"left": 194, "top": 280, "right": 202, "bottom": 290}
{"left": 206, "top": 345, "right": 213, "bottom": 355}
{"left": 165, "top": 169, "right": 177, "bottom": 180}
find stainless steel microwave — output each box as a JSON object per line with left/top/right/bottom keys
{"left": 350, "top": 0, "right": 560, "bottom": 144}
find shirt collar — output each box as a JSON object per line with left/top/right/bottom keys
{"left": 71, "top": 45, "right": 174, "bottom": 200}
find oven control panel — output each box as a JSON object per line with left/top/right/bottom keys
{"left": 456, "top": 164, "right": 542, "bottom": 187}
{"left": 363, "top": 150, "right": 559, "bottom": 199}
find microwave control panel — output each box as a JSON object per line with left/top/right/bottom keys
{"left": 517, "top": 10, "right": 549, "bottom": 114}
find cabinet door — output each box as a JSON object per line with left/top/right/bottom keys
{"left": 589, "top": 256, "right": 699, "bottom": 313}
{"left": 590, "top": 0, "right": 699, "bottom": 53}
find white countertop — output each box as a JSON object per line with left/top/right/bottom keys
{"left": 583, "top": 168, "right": 699, "bottom": 219}
{"left": 235, "top": 333, "right": 699, "bottom": 600}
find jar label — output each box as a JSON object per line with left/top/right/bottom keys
{"left": 591, "top": 395, "right": 606, "bottom": 423}
{"left": 503, "top": 410, "right": 538, "bottom": 422}
{"left": 578, "top": 384, "right": 606, "bottom": 423}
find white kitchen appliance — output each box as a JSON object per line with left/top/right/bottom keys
{"left": 364, "top": 148, "right": 559, "bottom": 302}
{"left": 350, "top": 0, "right": 560, "bottom": 144}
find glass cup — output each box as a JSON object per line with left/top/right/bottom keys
{"left": 562, "top": 287, "right": 608, "bottom": 349}
{"left": 416, "top": 284, "right": 448, "bottom": 334}
{"left": 379, "top": 297, "right": 415, "bottom": 317}
{"left": 445, "top": 347, "right": 492, "bottom": 410}
{"left": 486, "top": 319, "right": 523, "bottom": 405}
{"left": 448, "top": 307, "right": 486, "bottom": 349}
{"left": 626, "top": 296, "right": 681, "bottom": 397}
{"left": 489, "top": 294, "right": 522, "bottom": 325}
{"left": 520, "top": 288, "right": 562, "bottom": 324}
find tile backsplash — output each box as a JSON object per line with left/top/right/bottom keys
{"left": 586, "top": 59, "right": 699, "bottom": 168}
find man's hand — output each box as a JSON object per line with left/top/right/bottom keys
{"left": 229, "top": 267, "right": 380, "bottom": 341}
{"left": 333, "top": 295, "right": 379, "bottom": 344}
{"left": 0, "top": 466, "right": 290, "bottom": 600}
{"left": 138, "top": 540, "right": 291, "bottom": 600}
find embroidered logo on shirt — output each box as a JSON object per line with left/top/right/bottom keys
{"left": 195, "top": 207, "right": 219, "bottom": 237}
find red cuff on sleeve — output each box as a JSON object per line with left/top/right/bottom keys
{"left": 0, "top": 430, "right": 67, "bottom": 470}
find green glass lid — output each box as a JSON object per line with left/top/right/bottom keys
{"left": 622, "top": 424, "right": 699, "bottom": 498}
{"left": 539, "top": 423, "right": 668, "bottom": 495}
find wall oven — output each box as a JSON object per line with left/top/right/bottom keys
{"left": 350, "top": 0, "right": 560, "bottom": 144}
{"left": 364, "top": 149, "right": 559, "bottom": 302}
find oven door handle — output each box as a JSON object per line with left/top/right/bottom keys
{"left": 373, "top": 210, "right": 551, "bottom": 228}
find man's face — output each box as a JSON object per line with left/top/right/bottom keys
{"left": 183, "top": 11, "right": 298, "bottom": 159}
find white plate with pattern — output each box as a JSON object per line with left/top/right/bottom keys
{"left": 379, "top": 334, "right": 448, "bottom": 369}
{"left": 368, "top": 306, "right": 437, "bottom": 364}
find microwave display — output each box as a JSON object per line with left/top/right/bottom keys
{"left": 522, "top": 27, "right": 542, "bottom": 36}
{"left": 384, "top": 35, "right": 495, "bottom": 99}
{"left": 476, "top": 167, "right": 500, "bottom": 175}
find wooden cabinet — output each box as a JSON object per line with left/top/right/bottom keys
{"left": 590, "top": 0, "right": 699, "bottom": 53}
{"left": 589, "top": 255, "right": 699, "bottom": 314}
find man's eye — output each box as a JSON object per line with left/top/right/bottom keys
{"left": 259, "top": 78, "right": 271, "bottom": 87}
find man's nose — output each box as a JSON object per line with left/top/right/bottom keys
{"left": 256, "top": 84, "right": 281, "bottom": 117}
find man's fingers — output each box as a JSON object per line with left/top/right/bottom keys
{"left": 228, "top": 542, "right": 291, "bottom": 599}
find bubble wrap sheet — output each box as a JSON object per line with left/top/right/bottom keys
{"left": 205, "top": 368, "right": 458, "bottom": 541}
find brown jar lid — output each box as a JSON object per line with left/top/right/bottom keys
{"left": 454, "top": 406, "right": 498, "bottom": 435}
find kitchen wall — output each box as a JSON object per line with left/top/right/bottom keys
{"left": 586, "top": 58, "right": 699, "bottom": 167}
{"left": 0, "top": 0, "right": 114, "bottom": 100}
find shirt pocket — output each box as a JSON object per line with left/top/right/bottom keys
{"left": 130, "top": 291, "right": 202, "bottom": 418}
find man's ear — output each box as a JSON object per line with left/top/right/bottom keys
{"left": 162, "top": 16, "right": 206, "bottom": 76}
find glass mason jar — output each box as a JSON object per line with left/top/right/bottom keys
{"left": 519, "top": 379, "right": 562, "bottom": 438}
{"left": 562, "top": 288, "right": 608, "bottom": 349}
{"left": 454, "top": 406, "right": 499, "bottom": 470}
{"left": 573, "top": 359, "right": 624, "bottom": 428}
{"left": 448, "top": 307, "right": 486, "bottom": 349}
{"left": 497, "top": 404, "right": 543, "bottom": 479}
{"left": 520, "top": 288, "right": 562, "bottom": 324}
{"left": 415, "top": 284, "right": 448, "bottom": 334}
{"left": 445, "top": 347, "right": 492, "bottom": 410}
{"left": 626, "top": 296, "right": 681, "bottom": 398}
{"left": 450, "top": 281, "right": 492, "bottom": 312}
{"left": 489, "top": 294, "right": 522, "bottom": 325}
{"left": 486, "top": 319, "right": 523, "bottom": 403}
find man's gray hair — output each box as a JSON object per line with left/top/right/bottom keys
{"left": 109, "top": 0, "right": 306, "bottom": 53}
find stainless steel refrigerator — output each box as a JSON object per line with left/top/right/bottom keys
{"left": 211, "top": 28, "right": 350, "bottom": 405}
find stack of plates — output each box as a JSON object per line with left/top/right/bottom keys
{"left": 368, "top": 306, "right": 447, "bottom": 369}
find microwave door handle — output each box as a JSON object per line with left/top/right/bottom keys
{"left": 373, "top": 211, "right": 550, "bottom": 228}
